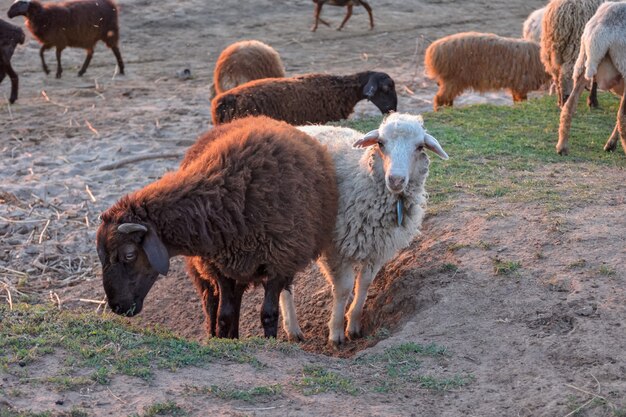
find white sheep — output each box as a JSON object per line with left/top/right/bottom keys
{"left": 523, "top": 6, "right": 546, "bottom": 43}
{"left": 285, "top": 113, "right": 448, "bottom": 346}
{"left": 557, "top": 1, "right": 626, "bottom": 155}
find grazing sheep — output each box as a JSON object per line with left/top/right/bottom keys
{"left": 424, "top": 32, "right": 550, "bottom": 111}
{"left": 0, "top": 18, "right": 24, "bottom": 104}
{"left": 97, "top": 116, "right": 338, "bottom": 341}
{"left": 212, "top": 71, "right": 397, "bottom": 126}
{"left": 311, "top": 0, "right": 374, "bottom": 32}
{"left": 557, "top": 1, "right": 626, "bottom": 155}
{"left": 289, "top": 113, "right": 448, "bottom": 346}
{"left": 210, "top": 40, "right": 285, "bottom": 99}
{"left": 523, "top": 6, "right": 546, "bottom": 44}
{"left": 540, "top": 0, "right": 604, "bottom": 108}
{"left": 8, "top": 0, "right": 124, "bottom": 78}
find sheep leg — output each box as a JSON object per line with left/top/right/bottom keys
{"left": 78, "top": 48, "right": 94, "bottom": 77}
{"left": 110, "top": 46, "right": 125, "bottom": 75}
{"left": 261, "top": 278, "right": 283, "bottom": 338}
{"left": 434, "top": 84, "right": 456, "bottom": 111}
{"left": 346, "top": 262, "right": 382, "bottom": 340}
{"left": 279, "top": 283, "right": 305, "bottom": 342}
{"left": 511, "top": 90, "right": 528, "bottom": 103}
{"left": 616, "top": 88, "right": 626, "bottom": 154}
{"left": 319, "top": 255, "right": 354, "bottom": 347}
{"left": 311, "top": 3, "right": 324, "bottom": 32}
{"left": 228, "top": 283, "right": 247, "bottom": 338}
{"left": 337, "top": 5, "right": 352, "bottom": 31}
{"left": 39, "top": 45, "right": 52, "bottom": 75}
{"left": 587, "top": 80, "right": 599, "bottom": 109}
{"left": 604, "top": 124, "right": 619, "bottom": 152}
{"left": 556, "top": 72, "right": 587, "bottom": 155}
{"left": 0, "top": 51, "right": 18, "bottom": 104}
{"left": 361, "top": 0, "right": 374, "bottom": 30}
{"left": 186, "top": 260, "right": 219, "bottom": 337}
{"left": 0, "top": 68, "right": 5, "bottom": 85}
{"left": 216, "top": 278, "right": 238, "bottom": 338}
{"left": 55, "top": 47, "right": 64, "bottom": 79}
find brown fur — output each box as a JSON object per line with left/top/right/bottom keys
{"left": 311, "top": 0, "right": 374, "bottom": 32}
{"left": 211, "top": 71, "right": 397, "bottom": 125}
{"left": 8, "top": 0, "right": 124, "bottom": 78}
{"left": 0, "top": 19, "right": 25, "bottom": 104}
{"left": 212, "top": 40, "right": 285, "bottom": 97}
{"left": 97, "top": 116, "right": 338, "bottom": 338}
{"left": 424, "top": 32, "right": 550, "bottom": 111}
{"left": 540, "top": 0, "right": 604, "bottom": 107}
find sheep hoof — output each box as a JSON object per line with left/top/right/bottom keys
{"left": 328, "top": 335, "right": 345, "bottom": 348}
{"left": 287, "top": 331, "right": 305, "bottom": 342}
{"left": 77, "top": 71, "right": 85, "bottom": 77}
{"left": 604, "top": 143, "right": 617, "bottom": 152}
{"left": 55, "top": 73, "right": 62, "bottom": 79}
{"left": 347, "top": 330, "right": 362, "bottom": 340}
{"left": 556, "top": 147, "right": 569, "bottom": 156}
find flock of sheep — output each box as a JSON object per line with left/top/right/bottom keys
{"left": 2, "top": 0, "right": 625, "bottom": 346}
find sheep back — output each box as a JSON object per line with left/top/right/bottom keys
{"left": 425, "top": 32, "right": 549, "bottom": 96}
{"left": 213, "top": 40, "right": 285, "bottom": 96}
{"left": 523, "top": 7, "right": 545, "bottom": 43}
{"left": 0, "top": 18, "right": 25, "bottom": 51}
{"left": 28, "top": 0, "right": 120, "bottom": 49}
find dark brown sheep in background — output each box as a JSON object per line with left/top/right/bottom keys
{"left": 0, "top": 18, "right": 24, "bottom": 103}
{"left": 311, "top": 0, "right": 374, "bottom": 32}
{"left": 210, "top": 40, "right": 285, "bottom": 99}
{"left": 424, "top": 32, "right": 550, "bottom": 111}
{"left": 211, "top": 71, "right": 397, "bottom": 126}
{"left": 96, "top": 116, "right": 338, "bottom": 341}
{"left": 8, "top": 0, "right": 124, "bottom": 78}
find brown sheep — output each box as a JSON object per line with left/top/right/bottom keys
{"left": 540, "top": 0, "right": 605, "bottom": 108}
{"left": 0, "top": 18, "right": 25, "bottom": 104}
{"left": 8, "top": 0, "right": 124, "bottom": 78}
{"left": 424, "top": 32, "right": 550, "bottom": 111}
{"left": 311, "top": 0, "right": 374, "bottom": 32}
{"left": 96, "top": 116, "right": 338, "bottom": 340}
{"left": 211, "top": 40, "right": 285, "bottom": 99}
{"left": 211, "top": 71, "right": 397, "bottom": 126}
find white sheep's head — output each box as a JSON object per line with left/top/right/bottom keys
{"left": 353, "top": 113, "right": 448, "bottom": 194}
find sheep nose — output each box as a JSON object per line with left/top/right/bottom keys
{"left": 387, "top": 175, "right": 405, "bottom": 192}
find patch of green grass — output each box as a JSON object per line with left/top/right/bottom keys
{"left": 476, "top": 240, "right": 493, "bottom": 250}
{"left": 37, "top": 375, "right": 93, "bottom": 391}
{"left": 134, "top": 401, "right": 188, "bottom": 417}
{"left": 0, "top": 411, "right": 53, "bottom": 417}
{"left": 440, "top": 263, "right": 459, "bottom": 273}
{"left": 447, "top": 243, "right": 469, "bottom": 252}
{"left": 342, "top": 94, "right": 626, "bottom": 210}
{"left": 294, "top": 365, "right": 357, "bottom": 396}
{"left": 492, "top": 258, "right": 521, "bottom": 276}
{"left": 190, "top": 384, "right": 283, "bottom": 402}
{"left": 599, "top": 265, "right": 617, "bottom": 276}
{"left": 0, "top": 304, "right": 276, "bottom": 384}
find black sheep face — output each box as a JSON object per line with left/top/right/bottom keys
{"left": 96, "top": 222, "right": 170, "bottom": 316}
{"left": 7, "top": 0, "right": 30, "bottom": 18}
{"left": 363, "top": 72, "right": 398, "bottom": 114}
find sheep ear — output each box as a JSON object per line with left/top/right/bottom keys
{"left": 363, "top": 77, "right": 378, "bottom": 98}
{"left": 142, "top": 227, "right": 170, "bottom": 276}
{"left": 424, "top": 133, "right": 449, "bottom": 160}
{"left": 353, "top": 129, "right": 379, "bottom": 148}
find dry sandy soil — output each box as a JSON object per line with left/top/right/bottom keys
{"left": 1, "top": 0, "right": 626, "bottom": 416}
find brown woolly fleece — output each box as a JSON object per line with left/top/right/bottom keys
{"left": 213, "top": 40, "right": 285, "bottom": 97}
{"left": 97, "top": 116, "right": 338, "bottom": 336}
{"left": 540, "top": 0, "right": 604, "bottom": 106}
{"left": 211, "top": 71, "right": 397, "bottom": 125}
{"left": 8, "top": 0, "right": 124, "bottom": 78}
{"left": 0, "top": 19, "right": 25, "bottom": 104}
{"left": 424, "top": 32, "right": 550, "bottom": 111}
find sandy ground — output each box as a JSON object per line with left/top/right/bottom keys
{"left": 2, "top": 0, "right": 626, "bottom": 416}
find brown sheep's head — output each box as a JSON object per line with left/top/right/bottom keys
{"left": 8, "top": 0, "right": 31, "bottom": 18}
{"left": 362, "top": 72, "right": 398, "bottom": 115}
{"left": 96, "top": 221, "right": 170, "bottom": 316}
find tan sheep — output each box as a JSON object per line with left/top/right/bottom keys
{"left": 540, "top": 0, "right": 605, "bottom": 108}
{"left": 210, "top": 40, "right": 285, "bottom": 98}
{"left": 424, "top": 32, "right": 550, "bottom": 111}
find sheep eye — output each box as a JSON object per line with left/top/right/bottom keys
{"left": 124, "top": 251, "right": 137, "bottom": 262}
{"left": 416, "top": 144, "right": 424, "bottom": 152}
{"left": 377, "top": 141, "right": 385, "bottom": 149}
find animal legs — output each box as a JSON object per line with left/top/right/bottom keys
{"left": 78, "top": 48, "right": 94, "bottom": 77}
{"left": 279, "top": 283, "right": 305, "bottom": 341}
{"left": 312, "top": 2, "right": 324, "bottom": 32}
{"left": 109, "top": 45, "right": 125, "bottom": 75}
{"left": 319, "top": 254, "right": 354, "bottom": 347}
{"left": 557, "top": 72, "right": 587, "bottom": 155}
{"left": 0, "top": 51, "right": 18, "bottom": 104}
{"left": 55, "top": 46, "right": 64, "bottom": 79}
{"left": 588, "top": 80, "right": 599, "bottom": 109}
{"left": 216, "top": 278, "right": 238, "bottom": 338}
{"left": 604, "top": 124, "right": 619, "bottom": 152}
{"left": 337, "top": 5, "right": 353, "bottom": 31}
{"left": 346, "top": 262, "right": 382, "bottom": 340}
{"left": 229, "top": 283, "right": 247, "bottom": 338}
{"left": 511, "top": 90, "right": 528, "bottom": 102}
{"left": 434, "top": 84, "right": 456, "bottom": 111}
{"left": 261, "top": 278, "right": 284, "bottom": 338}
{"left": 39, "top": 45, "right": 52, "bottom": 75}
{"left": 616, "top": 87, "right": 626, "bottom": 154}
{"left": 361, "top": 0, "right": 374, "bottom": 29}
